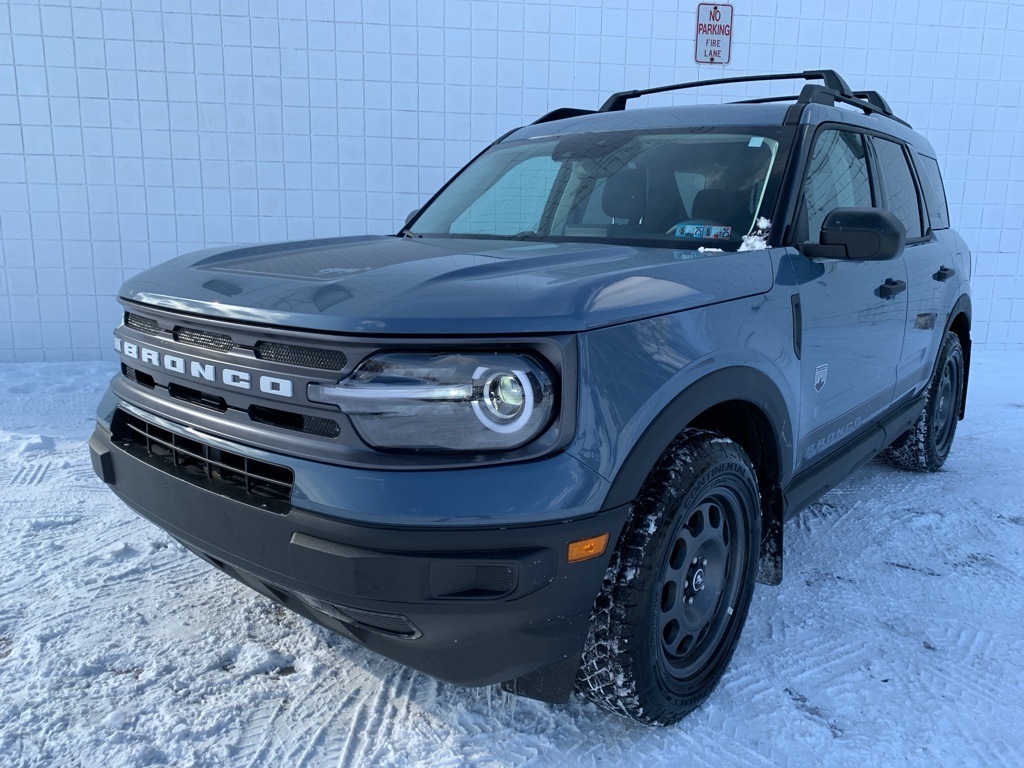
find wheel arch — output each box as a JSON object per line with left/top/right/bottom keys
{"left": 604, "top": 366, "right": 794, "bottom": 585}
{"left": 945, "top": 294, "right": 971, "bottom": 420}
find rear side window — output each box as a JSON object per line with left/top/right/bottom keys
{"left": 873, "top": 138, "right": 924, "bottom": 239}
{"left": 803, "top": 129, "right": 872, "bottom": 240}
{"left": 915, "top": 154, "right": 950, "bottom": 230}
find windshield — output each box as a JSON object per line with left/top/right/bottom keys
{"left": 410, "top": 128, "right": 789, "bottom": 250}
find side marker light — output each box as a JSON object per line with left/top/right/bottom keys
{"left": 568, "top": 533, "right": 610, "bottom": 564}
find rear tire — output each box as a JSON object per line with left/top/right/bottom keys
{"left": 886, "top": 331, "right": 964, "bottom": 472}
{"left": 575, "top": 431, "right": 760, "bottom": 725}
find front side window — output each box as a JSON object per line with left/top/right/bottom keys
{"left": 874, "top": 138, "right": 924, "bottom": 239}
{"left": 803, "top": 129, "right": 872, "bottom": 240}
{"left": 411, "top": 129, "right": 788, "bottom": 250}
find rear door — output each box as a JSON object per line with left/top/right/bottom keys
{"left": 870, "top": 137, "right": 959, "bottom": 401}
{"left": 793, "top": 128, "right": 908, "bottom": 467}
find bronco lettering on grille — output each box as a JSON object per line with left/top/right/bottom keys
{"left": 115, "top": 337, "right": 294, "bottom": 398}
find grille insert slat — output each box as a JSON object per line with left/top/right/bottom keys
{"left": 112, "top": 410, "right": 293, "bottom": 513}
{"left": 173, "top": 325, "right": 234, "bottom": 351}
{"left": 125, "top": 312, "right": 162, "bottom": 334}
{"left": 254, "top": 341, "right": 346, "bottom": 371}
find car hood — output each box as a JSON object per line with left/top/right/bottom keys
{"left": 120, "top": 235, "right": 775, "bottom": 335}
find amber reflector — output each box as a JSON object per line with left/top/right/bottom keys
{"left": 567, "top": 533, "right": 610, "bottom": 563}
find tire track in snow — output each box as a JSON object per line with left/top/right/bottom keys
{"left": 336, "top": 667, "right": 419, "bottom": 767}
{"left": 6, "top": 461, "right": 51, "bottom": 486}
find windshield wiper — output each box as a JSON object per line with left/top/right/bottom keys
{"left": 507, "top": 230, "right": 541, "bottom": 241}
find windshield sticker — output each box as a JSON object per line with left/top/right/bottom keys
{"left": 673, "top": 224, "right": 732, "bottom": 240}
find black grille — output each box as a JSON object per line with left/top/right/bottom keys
{"left": 249, "top": 404, "right": 341, "bottom": 438}
{"left": 125, "top": 313, "right": 162, "bottom": 334}
{"left": 121, "top": 364, "right": 155, "bottom": 388}
{"left": 112, "top": 409, "right": 293, "bottom": 513}
{"left": 296, "top": 594, "right": 421, "bottom": 639}
{"left": 173, "top": 325, "right": 234, "bottom": 351}
{"left": 254, "top": 341, "right": 346, "bottom": 371}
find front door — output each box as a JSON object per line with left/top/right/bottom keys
{"left": 794, "top": 128, "right": 908, "bottom": 469}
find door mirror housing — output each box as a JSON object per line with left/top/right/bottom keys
{"left": 404, "top": 208, "right": 420, "bottom": 227}
{"left": 800, "top": 207, "right": 906, "bottom": 261}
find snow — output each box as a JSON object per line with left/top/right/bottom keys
{"left": 2, "top": 354, "right": 1023, "bottom": 766}
{"left": 739, "top": 217, "right": 772, "bottom": 252}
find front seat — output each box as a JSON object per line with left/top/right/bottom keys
{"left": 602, "top": 166, "right": 648, "bottom": 236}
{"left": 690, "top": 188, "right": 730, "bottom": 223}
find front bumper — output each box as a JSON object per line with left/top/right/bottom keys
{"left": 89, "top": 404, "right": 629, "bottom": 696}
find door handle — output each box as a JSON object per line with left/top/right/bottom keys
{"left": 933, "top": 266, "right": 956, "bottom": 282}
{"left": 878, "top": 278, "right": 907, "bottom": 299}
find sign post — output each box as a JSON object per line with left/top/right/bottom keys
{"left": 695, "top": 4, "right": 733, "bottom": 64}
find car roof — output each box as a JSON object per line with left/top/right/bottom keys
{"left": 504, "top": 100, "right": 937, "bottom": 158}
{"left": 506, "top": 102, "right": 794, "bottom": 142}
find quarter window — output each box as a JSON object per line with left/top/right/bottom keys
{"left": 803, "top": 130, "right": 872, "bottom": 240}
{"left": 915, "top": 154, "right": 950, "bottom": 230}
{"left": 874, "top": 138, "right": 924, "bottom": 239}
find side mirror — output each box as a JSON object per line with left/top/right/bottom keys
{"left": 404, "top": 208, "right": 420, "bottom": 227}
{"left": 800, "top": 207, "right": 906, "bottom": 261}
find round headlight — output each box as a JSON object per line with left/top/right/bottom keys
{"left": 484, "top": 372, "right": 525, "bottom": 420}
{"left": 471, "top": 367, "right": 535, "bottom": 434}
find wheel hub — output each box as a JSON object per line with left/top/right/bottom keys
{"left": 685, "top": 557, "right": 709, "bottom": 605}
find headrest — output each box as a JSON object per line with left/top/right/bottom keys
{"left": 691, "top": 188, "right": 728, "bottom": 221}
{"left": 602, "top": 167, "right": 647, "bottom": 221}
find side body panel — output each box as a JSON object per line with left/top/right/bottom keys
{"left": 571, "top": 247, "right": 800, "bottom": 506}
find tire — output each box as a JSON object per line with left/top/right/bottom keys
{"left": 575, "top": 430, "right": 760, "bottom": 725}
{"left": 886, "top": 331, "right": 964, "bottom": 472}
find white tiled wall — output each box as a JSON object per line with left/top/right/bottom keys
{"left": 1, "top": 0, "right": 1022, "bottom": 361}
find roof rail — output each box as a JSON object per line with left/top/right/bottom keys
{"left": 852, "top": 90, "right": 894, "bottom": 116}
{"left": 524, "top": 72, "right": 910, "bottom": 132}
{"left": 531, "top": 107, "right": 596, "bottom": 125}
{"left": 598, "top": 70, "right": 853, "bottom": 112}
{"left": 784, "top": 84, "right": 912, "bottom": 127}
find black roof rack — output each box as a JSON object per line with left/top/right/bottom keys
{"left": 598, "top": 70, "right": 853, "bottom": 112}
{"left": 529, "top": 71, "right": 910, "bottom": 131}
{"left": 852, "top": 90, "right": 894, "bottom": 116}
{"left": 532, "top": 107, "right": 596, "bottom": 125}
{"left": 727, "top": 86, "right": 910, "bottom": 127}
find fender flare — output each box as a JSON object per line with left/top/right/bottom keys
{"left": 943, "top": 292, "right": 972, "bottom": 419}
{"left": 603, "top": 366, "right": 795, "bottom": 509}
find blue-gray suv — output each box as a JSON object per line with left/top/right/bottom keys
{"left": 90, "top": 71, "right": 972, "bottom": 724}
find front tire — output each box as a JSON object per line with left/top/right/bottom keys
{"left": 575, "top": 431, "right": 760, "bottom": 725}
{"left": 886, "top": 331, "right": 964, "bottom": 472}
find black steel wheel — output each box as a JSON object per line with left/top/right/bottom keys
{"left": 886, "top": 331, "right": 965, "bottom": 472}
{"left": 575, "top": 431, "right": 760, "bottom": 725}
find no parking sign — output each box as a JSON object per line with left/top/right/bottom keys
{"left": 695, "top": 4, "right": 733, "bottom": 64}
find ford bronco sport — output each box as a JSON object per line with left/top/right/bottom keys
{"left": 90, "top": 71, "right": 972, "bottom": 724}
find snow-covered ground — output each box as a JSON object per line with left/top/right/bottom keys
{"left": 1, "top": 353, "right": 1022, "bottom": 767}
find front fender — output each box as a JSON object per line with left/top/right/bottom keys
{"left": 567, "top": 294, "right": 799, "bottom": 510}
